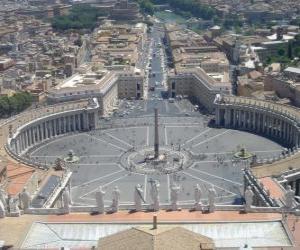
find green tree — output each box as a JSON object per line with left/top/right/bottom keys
{"left": 277, "top": 48, "right": 286, "bottom": 57}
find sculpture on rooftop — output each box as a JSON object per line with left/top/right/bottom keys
{"left": 170, "top": 183, "right": 180, "bottom": 211}
{"left": 62, "top": 188, "right": 71, "bottom": 214}
{"left": 244, "top": 186, "right": 254, "bottom": 212}
{"left": 194, "top": 184, "right": 202, "bottom": 211}
{"left": 134, "top": 184, "right": 144, "bottom": 212}
{"left": 95, "top": 186, "right": 106, "bottom": 214}
{"left": 111, "top": 186, "right": 120, "bottom": 213}
{"left": 19, "top": 187, "right": 31, "bottom": 210}
{"left": 208, "top": 185, "right": 217, "bottom": 213}
{"left": 0, "top": 199, "right": 5, "bottom": 218}
{"left": 285, "top": 185, "right": 295, "bottom": 209}
{"left": 8, "top": 196, "right": 20, "bottom": 217}
{"left": 0, "top": 186, "right": 7, "bottom": 210}
{"left": 150, "top": 180, "right": 160, "bottom": 211}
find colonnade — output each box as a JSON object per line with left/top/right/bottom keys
{"left": 214, "top": 97, "right": 300, "bottom": 148}
{"left": 8, "top": 99, "right": 99, "bottom": 156}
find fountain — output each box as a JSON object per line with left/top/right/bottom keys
{"left": 64, "top": 150, "right": 80, "bottom": 163}
{"left": 234, "top": 146, "right": 253, "bottom": 160}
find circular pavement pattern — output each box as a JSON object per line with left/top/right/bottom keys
{"left": 27, "top": 115, "right": 284, "bottom": 206}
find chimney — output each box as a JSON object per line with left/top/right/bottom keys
{"left": 153, "top": 214, "right": 157, "bottom": 229}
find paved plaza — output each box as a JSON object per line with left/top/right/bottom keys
{"left": 27, "top": 113, "right": 284, "bottom": 207}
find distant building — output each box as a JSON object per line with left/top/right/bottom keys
{"left": 110, "top": 0, "right": 141, "bottom": 21}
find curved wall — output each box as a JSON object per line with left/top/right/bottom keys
{"left": 6, "top": 98, "right": 99, "bottom": 165}
{"left": 214, "top": 95, "right": 300, "bottom": 148}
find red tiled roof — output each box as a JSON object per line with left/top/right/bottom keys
{"left": 259, "top": 177, "right": 285, "bottom": 200}
{"left": 6, "top": 162, "right": 35, "bottom": 196}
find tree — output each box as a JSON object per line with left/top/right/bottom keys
{"left": 0, "top": 92, "right": 33, "bottom": 118}
{"left": 51, "top": 4, "right": 107, "bottom": 31}
{"left": 288, "top": 41, "right": 293, "bottom": 59}
{"left": 277, "top": 48, "right": 286, "bottom": 57}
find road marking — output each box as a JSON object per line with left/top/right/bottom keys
{"left": 33, "top": 153, "right": 122, "bottom": 158}
{"left": 174, "top": 102, "right": 182, "bottom": 113}
{"left": 165, "top": 101, "right": 169, "bottom": 113}
{"left": 164, "top": 126, "right": 168, "bottom": 145}
{"left": 80, "top": 173, "right": 129, "bottom": 198}
{"left": 79, "top": 154, "right": 123, "bottom": 157}
{"left": 167, "top": 174, "right": 170, "bottom": 202}
{"left": 72, "top": 169, "right": 125, "bottom": 189}
{"left": 29, "top": 133, "right": 83, "bottom": 156}
{"left": 165, "top": 125, "right": 200, "bottom": 128}
{"left": 189, "top": 167, "right": 243, "bottom": 186}
{"left": 184, "top": 128, "right": 212, "bottom": 145}
{"left": 146, "top": 126, "right": 149, "bottom": 146}
{"left": 104, "top": 132, "right": 133, "bottom": 148}
{"left": 192, "top": 130, "right": 231, "bottom": 148}
{"left": 203, "top": 149, "right": 283, "bottom": 155}
{"left": 194, "top": 160, "right": 232, "bottom": 164}
{"left": 72, "top": 163, "right": 117, "bottom": 166}
{"left": 182, "top": 171, "right": 236, "bottom": 195}
{"left": 84, "top": 134, "right": 126, "bottom": 151}
{"left": 144, "top": 175, "right": 147, "bottom": 201}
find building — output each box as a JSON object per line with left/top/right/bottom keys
{"left": 168, "top": 68, "right": 231, "bottom": 112}
{"left": 109, "top": 0, "right": 141, "bottom": 21}
{"left": 98, "top": 223, "right": 215, "bottom": 250}
{"left": 47, "top": 71, "right": 119, "bottom": 116}
{"left": 264, "top": 68, "right": 300, "bottom": 107}
{"left": 0, "top": 58, "right": 15, "bottom": 71}
{"left": 47, "top": 69, "right": 144, "bottom": 115}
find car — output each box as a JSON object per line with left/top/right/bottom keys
{"left": 168, "top": 98, "right": 175, "bottom": 103}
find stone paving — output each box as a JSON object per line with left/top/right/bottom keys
{"left": 27, "top": 115, "right": 284, "bottom": 207}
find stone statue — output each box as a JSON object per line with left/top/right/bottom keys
{"left": 0, "top": 199, "right": 5, "bottom": 218}
{"left": 170, "top": 183, "right": 180, "bottom": 211}
{"left": 54, "top": 158, "right": 65, "bottom": 171}
{"left": 0, "top": 186, "right": 7, "bottom": 209}
{"left": 19, "top": 187, "right": 31, "bottom": 210}
{"left": 134, "top": 184, "right": 144, "bottom": 212}
{"left": 285, "top": 185, "right": 295, "bottom": 209}
{"left": 244, "top": 186, "right": 254, "bottom": 212}
{"left": 111, "top": 186, "right": 120, "bottom": 213}
{"left": 150, "top": 180, "right": 160, "bottom": 211}
{"left": 208, "top": 185, "right": 217, "bottom": 213}
{"left": 62, "top": 188, "right": 71, "bottom": 213}
{"left": 194, "top": 184, "right": 202, "bottom": 211}
{"left": 8, "top": 197, "right": 20, "bottom": 216}
{"left": 95, "top": 186, "right": 106, "bottom": 214}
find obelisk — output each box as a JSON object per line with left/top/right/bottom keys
{"left": 154, "top": 108, "right": 159, "bottom": 158}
